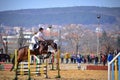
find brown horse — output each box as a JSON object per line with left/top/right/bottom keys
{"left": 10, "top": 40, "right": 57, "bottom": 71}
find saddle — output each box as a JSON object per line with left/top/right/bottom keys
{"left": 33, "top": 41, "right": 48, "bottom": 55}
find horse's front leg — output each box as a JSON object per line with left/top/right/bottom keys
{"left": 39, "top": 47, "right": 43, "bottom": 54}
{"left": 44, "top": 52, "right": 52, "bottom": 59}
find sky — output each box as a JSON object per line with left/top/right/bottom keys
{"left": 0, "top": 0, "right": 120, "bottom": 11}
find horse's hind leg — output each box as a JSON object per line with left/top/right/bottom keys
{"left": 10, "top": 60, "right": 14, "bottom": 71}
{"left": 10, "top": 65, "right": 14, "bottom": 71}
{"left": 10, "top": 56, "right": 21, "bottom": 71}
{"left": 10, "top": 60, "right": 20, "bottom": 71}
{"left": 10, "top": 55, "right": 15, "bottom": 71}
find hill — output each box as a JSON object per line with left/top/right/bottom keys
{"left": 0, "top": 6, "right": 120, "bottom": 27}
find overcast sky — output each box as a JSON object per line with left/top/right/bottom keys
{"left": 0, "top": 0, "right": 120, "bottom": 11}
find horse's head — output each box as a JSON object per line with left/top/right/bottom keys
{"left": 45, "top": 40, "right": 57, "bottom": 52}
{"left": 50, "top": 42, "right": 57, "bottom": 52}
{"left": 38, "top": 40, "right": 57, "bottom": 54}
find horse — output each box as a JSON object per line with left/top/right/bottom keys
{"left": 10, "top": 39, "right": 57, "bottom": 71}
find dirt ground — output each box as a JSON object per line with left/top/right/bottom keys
{"left": 0, "top": 64, "right": 108, "bottom": 80}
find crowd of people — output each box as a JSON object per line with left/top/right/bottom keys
{"left": 59, "top": 50, "right": 120, "bottom": 67}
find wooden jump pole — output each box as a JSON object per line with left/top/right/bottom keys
{"left": 114, "top": 60, "right": 118, "bottom": 80}
{"left": 56, "top": 48, "right": 61, "bottom": 78}
{"left": 20, "top": 62, "right": 24, "bottom": 75}
{"left": 14, "top": 49, "right": 18, "bottom": 80}
{"left": 51, "top": 52, "right": 54, "bottom": 70}
{"left": 36, "top": 57, "right": 38, "bottom": 75}
{"left": 28, "top": 49, "right": 31, "bottom": 80}
{"left": 36, "top": 56, "right": 40, "bottom": 76}
{"left": 46, "top": 58, "right": 48, "bottom": 78}
{"left": 56, "top": 29, "right": 61, "bottom": 78}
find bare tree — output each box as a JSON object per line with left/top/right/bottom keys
{"left": 18, "top": 28, "right": 26, "bottom": 48}
{"left": 100, "top": 30, "right": 115, "bottom": 53}
{"left": 63, "top": 24, "right": 84, "bottom": 54}
{"left": 113, "top": 25, "right": 120, "bottom": 50}
{"left": 81, "top": 29, "right": 97, "bottom": 54}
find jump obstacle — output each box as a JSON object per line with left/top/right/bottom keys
{"left": 108, "top": 52, "right": 120, "bottom": 80}
{"left": 14, "top": 49, "right": 48, "bottom": 80}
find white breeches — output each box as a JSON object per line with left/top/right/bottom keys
{"left": 29, "top": 38, "right": 38, "bottom": 50}
{"left": 31, "top": 38, "right": 37, "bottom": 44}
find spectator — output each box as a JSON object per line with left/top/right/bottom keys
{"left": 76, "top": 54, "right": 82, "bottom": 70}
{"left": 107, "top": 52, "right": 113, "bottom": 62}
{"left": 65, "top": 52, "right": 70, "bottom": 64}
{"left": 87, "top": 55, "right": 90, "bottom": 63}
{"left": 70, "top": 52, "right": 74, "bottom": 63}
{"left": 83, "top": 56, "right": 87, "bottom": 63}
{"left": 102, "top": 54, "right": 107, "bottom": 66}
{"left": 60, "top": 53, "right": 64, "bottom": 63}
{"left": 94, "top": 55, "right": 98, "bottom": 65}
{"left": 73, "top": 53, "right": 77, "bottom": 63}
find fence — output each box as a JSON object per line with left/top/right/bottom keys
{"left": 108, "top": 52, "right": 120, "bottom": 80}
{"left": 14, "top": 49, "right": 48, "bottom": 80}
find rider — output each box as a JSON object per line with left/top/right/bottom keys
{"left": 29, "top": 27, "right": 45, "bottom": 50}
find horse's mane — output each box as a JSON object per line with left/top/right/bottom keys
{"left": 18, "top": 46, "right": 28, "bottom": 50}
{"left": 45, "top": 40, "right": 54, "bottom": 45}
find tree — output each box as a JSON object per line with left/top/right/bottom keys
{"left": 63, "top": 24, "right": 84, "bottom": 54}
{"left": 18, "top": 28, "right": 26, "bottom": 48}
{"left": 114, "top": 25, "right": 120, "bottom": 50}
{"left": 116, "top": 36, "right": 120, "bottom": 49}
{"left": 100, "top": 30, "right": 115, "bottom": 53}
{"left": 81, "top": 29, "right": 97, "bottom": 54}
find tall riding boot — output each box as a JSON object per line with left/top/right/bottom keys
{"left": 33, "top": 44, "right": 37, "bottom": 50}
